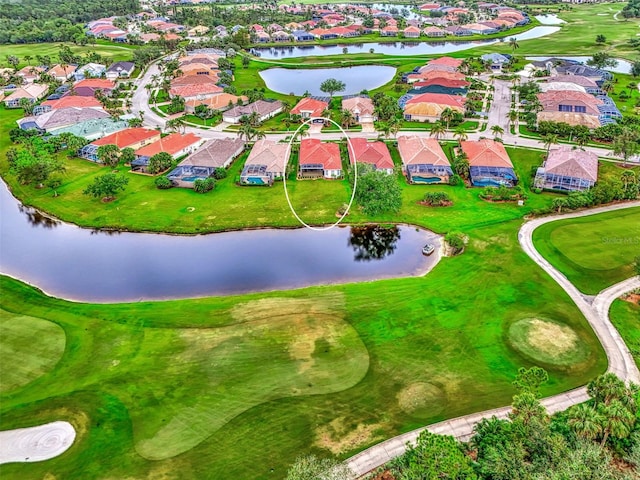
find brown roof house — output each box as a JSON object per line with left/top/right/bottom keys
{"left": 534, "top": 146, "right": 598, "bottom": 191}
{"left": 536, "top": 90, "right": 603, "bottom": 128}
{"left": 403, "top": 93, "right": 466, "bottom": 122}
{"left": 4, "top": 83, "right": 49, "bottom": 108}
{"left": 347, "top": 138, "right": 394, "bottom": 175}
{"left": 298, "top": 139, "right": 342, "bottom": 179}
{"left": 167, "top": 137, "right": 245, "bottom": 188}
{"left": 222, "top": 100, "right": 283, "bottom": 124}
{"left": 460, "top": 139, "right": 517, "bottom": 187}
{"left": 240, "top": 139, "right": 291, "bottom": 185}
{"left": 397, "top": 135, "right": 452, "bottom": 184}
{"left": 342, "top": 96, "right": 376, "bottom": 124}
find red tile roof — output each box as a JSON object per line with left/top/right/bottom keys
{"left": 92, "top": 128, "right": 160, "bottom": 149}
{"left": 290, "top": 97, "right": 328, "bottom": 117}
{"left": 134, "top": 133, "right": 203, "bottom": 157}
{"left": 169, "top": 83, "right": 223, "bottom": 98}
{"left": 347, "top": 138, "right": 394, "bottom": 170}
{"left": 406, "top": 93, "right": 466, "bottom": 109}
{"left": 428, "top": 57, "right": 463, "bottom": 68}
{"left": 300, "top": 139, "right": 341, "bottom": 171}
{"left": 42, "top": 96, "right": 103, "bottom": 109}
{"left": 460, "top": 139, "right": 513, "bottom": 168}
{"left": 397, "top": 136, "right": 450, "bottom": 167}
{"left": 74, "top": 79, "right": 116, "bottom": 90}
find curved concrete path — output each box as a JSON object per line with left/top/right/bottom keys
{"left": 345, "top": 201, "right": 640, "bottom": 478}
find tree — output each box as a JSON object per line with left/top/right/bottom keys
{"left": 147, "top": 152, "right": 173, "bottom": 174}
{"left": 237, "top": 123, "right": 264, "bottom": 142}
{"left": 453, "top": 125, "right": 468, "bottom": 143}
{"left": 119, "top": 147, "right": 136, "bottom": 166}
{"left": 612, "top": 127, "right": 640, "bottom": 166}
{"left": 596, "top": 34, "right": 606, "bottom": 44}
{"left": 242, "top": 55, "right": 250, "bottom": 68}
{"left": 542, "top": 133, "right": 559, "bottom": 156}
{"left": 319, "top": 78, "right": 346, "bottom": 98}
{"left": 390, "top": 431, "right": 477, "bottom": 480}
{"left": 166, "top": 117, "right": 186, "bottom": 134}
{"left": 430, "top": 121, "right": 446, "bottom": 140}
{"left": 10, "top": 148, "right": 65, "bottom": 188}
{"left": 440, "top": 107, "right": 456, "bottom": 129}
{"left": 193, "top": 177, "right": 216, "bottom": 193}
{"left": 353, "top": 163, "right": 402, "bottom": 216}
{"left": 491, "top": 125, "right": 504, "bottom": 139}
{"left": 568, "top": 404, "right": 604, "bottom": 441}
{"left": 598, "top": 399, "right": 635, "bottom": 447}
{"left": 509, "top": 37, "right": 519, "bottom": 52}
{"left": 552, "top": 197, "right": 568, "bottom": 213}
{"left": 18, "top": 97, "right": 35, "bottom": 115}
{"left": 512, "top": 366, "right": 548, "bottom": 397}
{"left": 445, "top": 232, "right": 465, "bottom": 254}
{"left": 83, "top": 172, "right": 128, "bottom": 202}
{"left": 587, "top": 52, "right": 618, "bottom": 70}
{"left": 508, "top": 109, "right": 519, "bottom": 129}
{"left": 632, "top": 60, "right": 640, "bottom": 77}
{"left": 97, "top": 144, "right": 121, "bottom": 167}
{"left": 286, "top": 454, "right": 353, "bottom": 480}
{"left": 166, "top": 95, "right": 185, "bottom": 114}
{"left": 338, "top": 109, "right": 354, "bottom": 129}
{"left": 155, "top": 176, "right": 172, "bottom": 189}
{"left": 6, "top": 55, "right": 19, "bottom": 70}
{"left": 128, "top": 117, "right": 143, "bottom": 128}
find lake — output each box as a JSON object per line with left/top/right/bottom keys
{"left": 0, "top": 180, "right": 441, "bottom": 303}
{"left": 259, "top": 65, "right": 397, "bottom": 96}
{"left": 534, "top": 14, "right": 566, "bottom": 25}
{"left": 251, "top": 26, "right": 560, "bottom": 59}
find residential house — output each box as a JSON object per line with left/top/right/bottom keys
{"left": 309, "top": 28, "right": 338, "bottom": 40}
{"left": 131, "top": 133, "right": 205, "bottom": 172}
{"left": 460, "top": 139, "right": 518, "bottom": 187}
{"left": 72, "top": 79, "right": 116, "bottom": 97}
{"left": 465, "top": 23, "right": 498, "bottom": 35}
{"left": 381, "top": 26, "right": 399, "bottom": 36}
{"left": 536, "top": 90, "right": 603, "bottom": 128}
{"left": 272, "top": 31, "right": 291, "bottom": 42}
{"left": 222, "top": 100, "right": 283, "bottom": 124}
{"left": 4, "top": 84, "right": 48, "bottom": 108}
{"left": 255, "top": 31, "right": 271, "bottom": 43}
{"left": 169, "top": 82, "right": 224, "bottom": 102}
{"left": 409, "top": 77, "right": 469, "bottom": 95}
{"left": 403, "top": 26, "right": 421, "bottom": 38}
{"left": 292, "top": 30, "right": 314, "bottom": 41}
{"left": 548, "top": 74, "right": 600, "bottom": 93}
{"left": 16, "top": 66, "right": 45, "bottom": 83}
{"left": 342, "top": 96, "right": 376, "bottom": 124}
{"left": 424, "top": 26, "right": 446, "bottom": 37}
{"left": 290, "top": 97, "right": 329, "bottom": 121}
{"left": 403, "top": 93, "right": 466, "bottom": 122}
{"left": 298, "top": 139, "right": 342, "bottom": 179}
{"left": 18, "top": 107, "right": 110, "bottom": 134}
{"left": 188, "top": 25, "right": 210, "bottom": 36}
{"left": 398, "top": 135, "right": 452, "bottom": 184}
{"left": 34, "top": 95, "right": 103, "bottom": 115}
{"left": 534, "top": 146, "right": 598, "bottom": 191}
{"left": 445, "top": 25, "right": 472, "bottom": 36}
{"left": 240, "top": 139, "right": 290, "bottom": 185}
{"left": 47, "top": 64, "right": 77, "bottom": 82}
{"left": 184, "top": 93, "right": 247, "bottom": 113}
{"left": 348, "top": 138, "right": 394, "bottom": 175}
{"left": 481, "top": 53, "right": 510, "bottom": 70}
{"left": 105, "top": 62, "right": 136, "bottom": 80}
{"left": 167, "top": 138, "right": 245, "bottom": 187}
{"left": 74, "top": 63, "right": 106, "bottom": 81}
{"left": 79, "top": 128, "right": 161, "bottom": 162}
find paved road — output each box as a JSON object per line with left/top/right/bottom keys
{"left": 486, "top": 79, "right": 511, "bottom": 134}
{"left": 345, "top": 201, "right": 640, "bottom": 478}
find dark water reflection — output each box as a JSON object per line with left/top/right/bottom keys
{"left": 0, "top": 180, "right": 441, "bottom": 303}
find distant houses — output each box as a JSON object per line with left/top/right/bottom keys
{"left": 342, "top": 96, "right": 376, "bottom": 124}
{"left": 4, "top": 84, "right": 48, "bottom": 108}
{"left": 131, "top": 133, "right": 205, "bottom": 173}
{"left": 290, "top": 97, "right": 329, "bottom": 121}
{"left": 79, "top": 128, "right": 161, "bottom": 162}
{"left": 460, "top": 139, "right": 518, "bottom": 187}
{"left": 534, "top": 147, "right": 598, "bottom": 191}
{"left": 403, "top": 93, "right": 466, "bottom": 122}
{"left": 222, "top": 100, "right": 283, "bottom": 124}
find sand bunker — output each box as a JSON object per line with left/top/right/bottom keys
{"left": 0, "top": 421, "right": 76, "bottom": 464}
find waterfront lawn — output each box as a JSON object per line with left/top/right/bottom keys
{"left": 609, "top": 299, "right": 640, "bottom": 367}
{"left": 0, "top": 41, "right": 138, "bottom": 68}
{"left": 532, "top": 207, "right": 640, "bottom": 294}
{"left": 0, "top": 210, "right": 607, "bottom": 478}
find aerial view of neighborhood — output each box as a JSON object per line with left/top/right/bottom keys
{"left": 1, "top": 0, "right": 640, "bottom": 477}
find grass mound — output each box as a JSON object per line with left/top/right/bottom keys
{"left": 508, "top": 318, "right": 589, "bottom": 368}
{"left": 133, "top": 294, "right": 370, "bottom": 460}
{"left": 396, "top": 382, "right": 446, "bottom": 418}
{"left": 0, "top": 309, "right": 66, "bottom": 394}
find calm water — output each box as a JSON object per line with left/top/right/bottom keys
{"left": 525, "top": 56, "right": 632, "bottom": 74}
{"left": 534, "top": 14, "right": 566, "bottom": 25}
{"left": 0, "top": 181, "right": 440, "bottom": 303}
{"left": 251, "top": 26, "right": 560, "bottom": 59}
{"left": 259, "top": 66, "right": 397, "bottom": 96}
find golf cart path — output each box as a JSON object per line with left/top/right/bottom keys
{"left": 345, "top": 201, "right": 640, "bottom": 478}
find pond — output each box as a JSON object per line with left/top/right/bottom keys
{"left": 525, "top": 56, "right": 633, "bottom": 74}
{"left": 251, "top": 26, "right": 560, "bottom": 59}
{"left": 258, "top": 65, "right": 397, "bottom": 96}
{"left": 0, "top": 181, "right": 441, "bottom": 303}
{"left": 534, "top": 14, "right": 566, "bottom": 25}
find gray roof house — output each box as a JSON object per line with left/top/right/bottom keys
{"left": 106, "top": 61, "right": 136, "bottom": 80}
{"left": 222, "top": 100, "right": 283, "bottom": 124}
{"left": 534, "top": 146, "right": 599, "bottom": 191}
{"left": 18, "top": 107, "right": 110, "bottom": 134}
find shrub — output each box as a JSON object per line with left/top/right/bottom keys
{"left": 423, "top": 191, "right": 452, "bottom": 206}
{"left": 213, "top": 167, "right": 227, "bottom": 180}
{"left": 448, "top": 174, "right": 462, "bottom": 186}
{"left": 155, "top": 176, "right": 172, "bottom": 189}
{"left": 534, "top": 188, "right": 542, "bottom": 194}
{"left": 193, "top": 177, "right": 215, "bottom": 193}
{"left": 445, "top": 232, "right": 465, "bottom": 255}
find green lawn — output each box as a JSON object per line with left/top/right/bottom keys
{"left": 609, "top": 298, "right": 640, "bottom": 367}
{"left": 532, "top": 207, "right": 640, "bottom": 294}
{"left": 0, "top": 207, "right": 607, "bottom": 478}
{"left": 0, "top": 41, "right": 138, "bottom": 68}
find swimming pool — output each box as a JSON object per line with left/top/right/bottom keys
{"left": 181, "top": 176, "right": 209, "bottom": 183}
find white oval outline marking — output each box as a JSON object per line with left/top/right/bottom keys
{"left": 283, "top": 116, "right": 358, "bottom": 231}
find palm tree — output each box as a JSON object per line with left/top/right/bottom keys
{"left": 453, "top": 126, "right": 468, "bottom": 144}
{"left": 509, "top": 37, "right": 519, "bottom": 53}
{"left": 490, "top": 125, "right": 504, "bottom": 139}
{"left": 389, "top": 117, "right": 402, "bottom": 138}
{"left": 339, "top": 109, "right": 354, "bottom": 129}
{"left": 542, "top": 133, "right": 559, "bottom": 157}
{"left": 247, "top": 111, "right": 261, "bottom": 127}
{"left": 599, "top": 400, "right": 634, "bottom": 447}
{"left": 440, "top": 107, "right": 455, "bottom": 129}
{"left": 377, "top": 122, "right": 391, "bottom": 139}
{"left": 601, "top": 80, "right": 614, "bottom": 95}
{"left": 620, "top": 170, "right": 636, "bottom": 189}
{"left": 24, "top": 55, "right": 32, "bottom": 66}
{"left": 166, "top": 117, "right": 186, "bottom": 134}
{"left": 430, "top": 121, "right": 446, "bottom": 140}
{"left": 568, "top": 404, "right": 603, "bottom": 441}
{"left": 576, "top": 130, "right": 590, "bottom": 149}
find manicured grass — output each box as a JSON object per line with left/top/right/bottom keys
{"left": 0, "top": 309, "right": 66, "bottom": 393}
{"left": 532, "top": 207, "right": 640, "bottom": 294}
{"left": 0, "top": 208, "right": 607, "bottom": 478}
{"left": 609, "top": 298, "right": 640, "bottom": 367}
{"left": 0, "top": 41, "right": 138, "bottom": 68}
